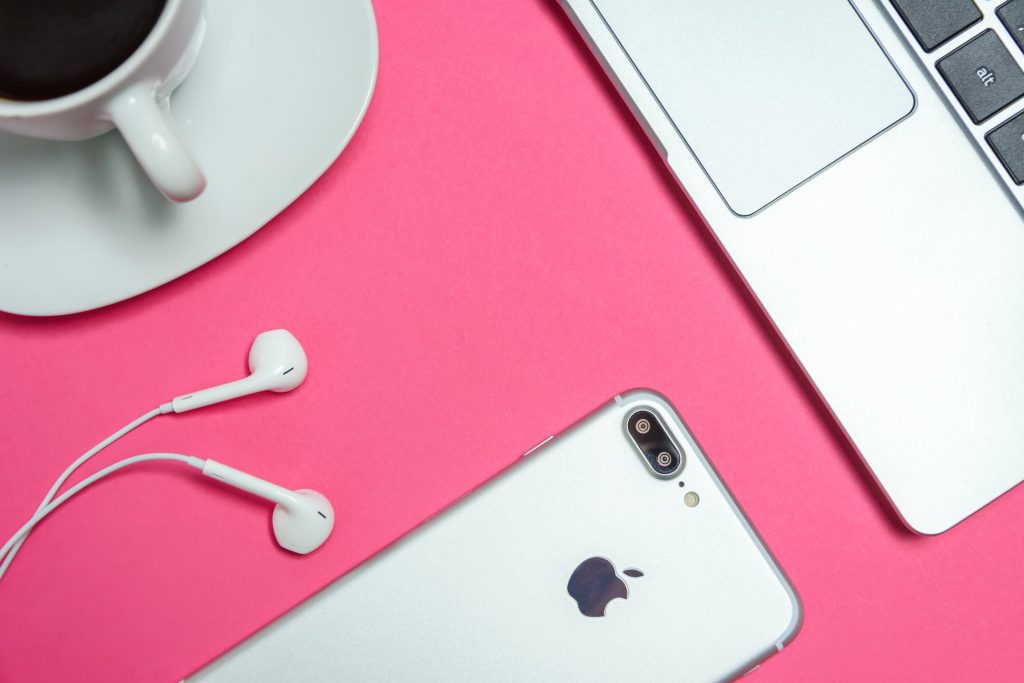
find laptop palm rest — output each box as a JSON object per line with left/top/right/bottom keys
{"left": 591, "top": 0, "right": 915, "bottom": 216}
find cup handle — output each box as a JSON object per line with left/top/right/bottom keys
{"left": 105, "top": 82, "right": 206, "bottom": 202}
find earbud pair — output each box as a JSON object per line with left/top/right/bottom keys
{"left": 168, "top": 329, "right": 333, "bottom": 554}
{"left": 0, "top": 330, "right": 332, "bottom": 583}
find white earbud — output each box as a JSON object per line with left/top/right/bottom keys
{"left": 172, "top": 329, "right": 308, "bottom": 413}
{"left": 0, "top": 455, "right": 334, "bottom": 574}
{"left": 200, "top": 459, "right": 334, "bottom": 554}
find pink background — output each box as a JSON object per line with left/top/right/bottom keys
{"left": 2, "top": 2, "right": 1022, "bottom": 680}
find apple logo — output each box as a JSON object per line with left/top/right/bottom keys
{"left": 566, "top": 557, "right": 643, "bottom": 617}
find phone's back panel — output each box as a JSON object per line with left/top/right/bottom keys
{"left": 193, "top": 391, "right": 800, "bottom": 682}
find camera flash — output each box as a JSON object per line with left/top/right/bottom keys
{"left": 683, "top": 491, "right": 700, "bottom": 508}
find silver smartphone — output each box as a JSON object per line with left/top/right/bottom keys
{"left": 193, "top": 390, "right": 801, "bottom": 682}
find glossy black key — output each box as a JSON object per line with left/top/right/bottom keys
{"left": 891, "top": 0, "right": 982, "bottom": 52}
{"left": 987, "top": 111, "right": 1024, "bottom": 184}
{"left": 998, "top": 0, "right": 1024, "bottom": 54}
{"left": 937, "top": 30, "right": 1024, "bottom": 123}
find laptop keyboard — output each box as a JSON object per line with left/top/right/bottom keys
{"left": 885, "top": 0, "right": 1024, "bottom": 199}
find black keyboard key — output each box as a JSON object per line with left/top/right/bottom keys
{"left": 937, "top": 30, "right": 1024, "bottom": 123}
{"left": 998, "top": 0, "right": 1024, "bottom": 54}
{"left": 891, "top": 0, "right": 982, "bottom": 52}
{"left": 987, "top": 111, "right": 1024, "bottom": 184}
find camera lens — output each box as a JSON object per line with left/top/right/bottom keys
{"left": 626, "top": 410, "right": 684, "bottom": 477}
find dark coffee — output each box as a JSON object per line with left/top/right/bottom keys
{"left": 0, "top": 0, "right": 167, "bottom": 101}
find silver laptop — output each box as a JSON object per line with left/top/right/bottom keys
{"left": 559, "top": 0, "right": 1024, "bottom": 534}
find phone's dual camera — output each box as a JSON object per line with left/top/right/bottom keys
{"left": 627, "top": 410, "right": 684, "bottom": 476}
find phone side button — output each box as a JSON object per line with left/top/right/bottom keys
{"left": 743, "top": 665, "right": 760, "bottom": 677}
{"left": 523, "top": 436, "right": 554, "bottom": 457}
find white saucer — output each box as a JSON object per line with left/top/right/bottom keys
{"left": 0, "top": 0, "right": 377, "bottom": 316}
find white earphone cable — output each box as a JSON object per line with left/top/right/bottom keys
{"left": 0, "top": 452, "right": 204, "bottom": 576}
{"left": 0, "top": 404, "right": 173, "bottom": 579}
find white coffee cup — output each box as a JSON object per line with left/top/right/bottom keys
{"left": 0, "top": 0, "right": 207, "bottom": 202}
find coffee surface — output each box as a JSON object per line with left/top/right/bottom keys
{"left": 0, "top": 0, "right": 167, "bottom": 101}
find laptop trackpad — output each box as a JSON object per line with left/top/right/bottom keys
{"left": 593, "top": 0, "right": 914, "bottom": 216}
